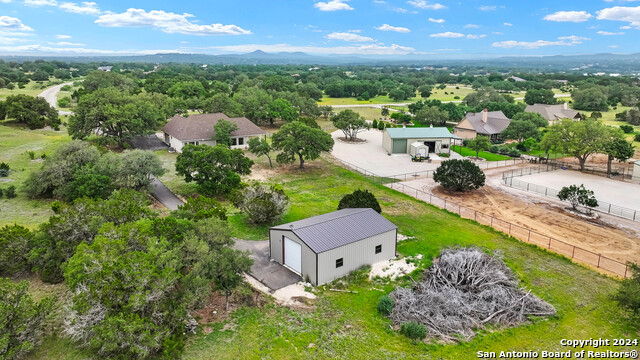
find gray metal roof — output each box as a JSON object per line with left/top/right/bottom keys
{"left": 525, "top": 104, "right": 581, "bottom": 121}
{"left": 271, "top": 208, "right": 398, "bottom": 253}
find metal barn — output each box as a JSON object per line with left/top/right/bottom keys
{"left": 269, "top": 208, "right": 398, "bottom": 285}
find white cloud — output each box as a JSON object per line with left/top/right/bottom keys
{"left": 597, "top": 30, "right": 625, "bottom": 35}
{"left": 208, "top": 43, "right": 416, "bottom": 55}
{"left": 558, "top": 35, "right": 590, "bottom": 43}
{"left": 0, "top": 44, "right": 186, "bottom": 54}
{"left": 375, "top": 24, "right": 411, "bottom": 33}
{"left": 609, "top": 45, "right": 619, "bottom": 48}
{"left": 430, "top": 31, "right": 464, "bottom": 38}
{"left": 314, "top": 0, "right": 353, "bottom": 11}
{"left": 407, "top": 1, "right": 446, "bottom": 10}
{"left": 597, "top": 6, "right": 640, "bottom": 29}
{"left": 479, "top": 5, "right": 497, "bottom": 11}
{"left": 326, "top": 32, "right": 374, "bottom": 42}
{"left": 430, "top": 32, "right": 486, "bottom": 39}
{"left": 621, "top": 25, "right": 632, "bottom": 29}
{"left": 59, "top": 1, "right": 101, "bottom": 15}
{"left": 50, "top": 41, "right": 84, "bottom": 46}
{"left": 24, "top": 0, "right": 58, "bottom": 6}
{"left": 428, "top": 18, "right": 445, "bottom": 23}
{"left": 56, "top": 34, "right": 71, "bottom": 39}
{"left": 0, "top": 16, "right": 34, "bottom": 32}
{"left": 492, "top": 40, "right": 570, "bottom": 49}
{"left": 95, "top": 8, "right": 252, "bottom": 35}
{"left": 493, "top": 31, "right": 503, "bottom": 35}
{"left": 504, "top": 22, "right": 513, "bottom": 26}
{"left": 464, "top": 24, "right": 480, "bottom": 28}
{"left": 0, "top": 37, "right": 25, "bottom": 44}
{"left": 492, "top": 35, "right": 589, "bottom": 49}
{"left": 0, "top": 0, "right": 12, "bottom": 3}
{"left": 544, "top": 11, "right": 593, "bottom": 22}
{"left": 373, "top": 0, "right": 386, "bottom": 3}
{"left": 429, "top": 31, "right": 464, "bottom": 38}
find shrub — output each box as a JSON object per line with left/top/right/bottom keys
{"left": 454, "top": 96, "right": 460, "bottom": 99}
{"left": 0, "top": 168, "right": 8, "bottom": 177}
{"left": 620, "top": 125, "right": 634, "bottom": 134}
{"left": 635, "top": 134, "right": 640, "bottom": 142}
{"left": 27, "top": 150, "right": 35, "bottom": 160}
{"left": 377, "top": 121, "right": 385, "bottom": 130}
{"left": 4, "top": 185, "right": 16, "bottom": 198}
{"left": 231, "top": 183, "right": 289, "bottom": 224}
{"left": 433, "top": 160, "right": 485, "bottom": 192}
{"left": 338, "top": 189, "right": 382, "bottom": 213}
{"left": 0, "top": 188, "right": 3, "bottom": 198}
{"left": 400, "top": 321, "right": 427, "bottom": 340}
{"left": 557, "top": 184, "right": 598, "bottom": 214}
{"left": 377, "top": 295, "right": 395, "bottom": 316}
{"left": 0, "top": 279, "right": 55, "bottom": 360}
{"left": 613, "top": 262, "right": 640, "bottom": 318}
{"left": 175, "top": 196, "right": 228, "bottom": 221}
{"left": 372, "top": 119, "right": 378, "bottom": 129}
{"left": 0, "top": 224, "right": 33, "bottom": 274}
{"left": 0, "top": 162, "right": 9, "bottom": 175}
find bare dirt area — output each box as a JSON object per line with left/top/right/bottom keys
{"left": 394, "top": 164, "right": 640, "bottom": 265}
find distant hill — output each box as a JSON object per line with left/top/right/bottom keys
{"left": 2, "top": 51, "right": 640, "bottom": 73}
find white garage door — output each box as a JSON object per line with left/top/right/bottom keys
{"left": 284, "top": 237, "right": 302, "bottom": 274}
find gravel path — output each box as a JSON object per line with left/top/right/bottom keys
{"left": 37, "top": 81, "right": 74, "bottom": 115}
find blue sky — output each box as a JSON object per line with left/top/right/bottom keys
{"left": 0, "top": 0, "right": 639, "bottom": 57}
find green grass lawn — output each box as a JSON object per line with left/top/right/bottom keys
{"left": 334, "top": 106, "right": 385, "bottom": 120}
{"left": 317, "top": 84, "right": 477, "bottom": 106}
{"left": 451, "top": 146, "right": 512, "bottom": 161}
{"left": 0, "top": 81, "right": 47, "bottom": 100}
{"left": 0, "top": 123, "right": 71, "bottom": 228}
{"left": 25, "top": 157, "right": 638, "bottom": 359}
{"left": 599, "top": 106, "right": 640, "bottom": 148}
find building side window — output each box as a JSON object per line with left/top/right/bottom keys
{"left": 441, "top": 144, "right": 449, "bottom": 149}
{"left": 375, "top": 245, "right": 382, "bottom": 254}
{"left": 336, "top": 258, "right": 343, "bottom": 268}
{"left": 231, "top": 138, "right": 238, "bottom": 146}
{"left": 238, "top": 137, "right": 244, "bottom": 145}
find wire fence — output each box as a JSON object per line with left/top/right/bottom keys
{"left": 502, "top": 162, "right": 640, "bottom": 222}
{"left": 386, "top": 182, "right": 631, "bottom": 279}
{"left": 331, "top": 156, "right": 632, "bottom": 278}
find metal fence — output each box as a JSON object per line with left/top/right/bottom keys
{"left": 331, "top": 156, "right": 632, "bottom": 278}
{"left": 387, "top": 182, "right": 631, "bottom": 279}
{"left": 502, "top": 162, "right": 640, "bottom": 222}
{"left": 504, "top": 177, "right": 640, "bottom": 222}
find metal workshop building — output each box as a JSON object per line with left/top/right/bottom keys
{"left": 269, "top": 208, "right": 398, "bottom": 285}
{"left": 382, "top": 127, "right": 461, "bottom": 155}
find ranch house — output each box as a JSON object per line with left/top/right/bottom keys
{"left": 162, "top": 113, "right": 266, "bottom": 153}
{"left": 453, "top": 109, "right": 511, "bottom": 140}
{"left": 269, "top": 208, "right": 398, "bottom": 285}
{"left": 382, "top": 127, "right": 461, "bottom": 155}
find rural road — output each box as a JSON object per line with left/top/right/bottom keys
{"left": 38, "top": 81, "right": 74, "bottom": 115}
{"left": 150, "top": 176, "right": 184, "bottom": 211}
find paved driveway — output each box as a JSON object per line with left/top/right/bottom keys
{"left": 234, "top": 239, "right": 301, "bottom": 291}
{"left": 330, "top": 129, "right": 442, "bottom": 177}
{"left": 150, "top": 176, "right": 184, "bottom": 211}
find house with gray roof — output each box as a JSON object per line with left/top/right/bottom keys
{"left": 382, "top": 127, "right": 461, "bottom": 155}
{"left": 269, "top": 208, "right": 398, "bottom": 285}
{"left": 162, "top": 113, "right": 266, "bottom": 153}
{"left": 453, "top": 109, "right": 511, "bottom": 140}
{"left": 525, "top": 103, "right": 583, "bottom": 125}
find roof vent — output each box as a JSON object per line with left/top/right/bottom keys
{"left": 289, "top": 224, "right": 294, "bottom": 229}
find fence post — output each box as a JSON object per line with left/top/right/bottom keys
{"left": 608, "top": 204, "right": 611, "bottom": 213}
{"left": 548, "top": 237, "right": 551, "bottom": 249}
{"left": 474, "top": 211, "right": 477, "bottom": 221}
{"left": 490, "top": 217, "right": 493, "bottom": 227}
{"left": 597, "top": 254, "right": 601, "bottom": 268}
{"left": 508, "top": 223, "right": 511, "bottom": 235}
{"left": 527, "top": 231, "right": 531, "bottom": 242}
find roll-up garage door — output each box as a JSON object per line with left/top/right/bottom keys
{"left": 284, "top": 237, "right": 302, "bottom": 274}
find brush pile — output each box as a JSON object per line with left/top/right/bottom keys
{"left": 389, "top": 247, "right": 556, "bottom": 341}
